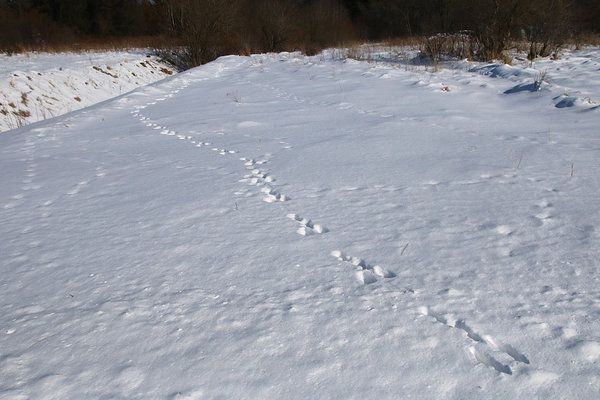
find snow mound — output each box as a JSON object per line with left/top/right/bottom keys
{"left": 0, "top": 50, "right": 176, "bottom": 132}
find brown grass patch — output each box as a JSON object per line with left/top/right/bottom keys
{"left": 13, "top": 109, "right": 31, "bottom": 118}
{"left": 381, "top": 37, "right": 427, "bottom": 48}
{"left": 573, "top": 33, "right": 600, "bottom": 47}
{"left": 4, "top": 35, "right": 180, "bottom": 55}
{"left": 92, "top": 66, "right": 118, "bottom": 79}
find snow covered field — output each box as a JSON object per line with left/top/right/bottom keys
{"left": 0, "top": 51, "right": 175, "bottom": 132}
{"left": 1, "top": 48, "right": 599, "bottom": 399}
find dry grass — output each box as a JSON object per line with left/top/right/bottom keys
{"left": 13, "top": 109, "right": 31, "bottom": 118}
{"left": 92, "top": 66, "right": 118, "bottom": 79}
{"left": 1, "top": 108, "right": 32, "bottom": 129}
{"left": 573, "top": 33, "right": 600, "bottom": 48}
{"left": 381, "top": 37, "right": 427, "bottom": 48}
{"left": 3, "top": 35, "right": 180, "bottom": 55}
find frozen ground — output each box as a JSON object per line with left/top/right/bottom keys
{"left": 0, "top": 50, "right": 175, "bottom": 132}
{"left": 1, "top": 47, "right": 599, "bottom": 399}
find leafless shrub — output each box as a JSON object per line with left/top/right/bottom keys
{"left": 423, "top": 32, "right": 475, "bottom": 61}
{"left": 163, "top": 0, "right": 240, "bottom": 68}
{"left": 523, "top": 0, "right": 572, "bottom": 60}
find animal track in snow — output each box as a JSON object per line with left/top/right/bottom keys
{"left": 66, "top": 180, "right": 89, "bottom": 196}
{"left": 261, "top": 187, "right": 289, "bottom": 203}
{"left": 241, "top": 158, "right": 268, "bottom": 167}
{"left": 331, "top": 250, "right": 396, "bottom": 284}
{"left": 468, "top": 347, "right": 513, "bottom": 375}
{"left": 494, "top": 225, "right": 513, "bottom": 236}
{"left": 212, "top": 147, "right": 237, "bottom": 156}
{"left": 287, "top": 213, "right": 328, "bottom": 236}
{"left": 252, "top": 169, "right": 274, "bottom": 183}
{"left": 532, "top": 199, "right": 554, "bottom": 226}
{"left": 5, "top": 135, "right": 40, "bottom": 209}
{"left": 251, "top": 80, "right": 394, "bottom": 120}
{"left": 239, "top": 168, "right": 274, "bottom": 186}
{"left": 131, "top": 83, "right": 242, "bottom": 159}
{"left": 237, "top": 158, "right": 289, "bottom": 202}
{"left": 418, "top": 306, "right": 529, "bottom": 375}
{"left": 277, "top": 139, "right": 293, "bottom": 150}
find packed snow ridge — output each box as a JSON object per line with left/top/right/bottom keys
{"left": 0, "top": 50, "right": 176, "bottom": 132}
{"left": 1, "top": 47, "right": 599, "bottom": 399}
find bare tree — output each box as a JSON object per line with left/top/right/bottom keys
{"left": 469, "top": 0, "right": 523, "bottom": 60}
{"left": 522, "top": 0, "right": 573, "bottom": 59}
{"left": 162, "top": 0, "right": 240, "bottom": 66}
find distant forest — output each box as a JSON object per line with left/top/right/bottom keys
{"left": 2, "top": 0, "right": 599, "bottom": 64}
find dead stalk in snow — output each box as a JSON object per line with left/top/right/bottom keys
{"left": 401, "top": 243, "right": 409, "bottom": 256}
{"left": 571, "top": 163, "right": 574, "bottom": 177}
{"left": 515, "top": 151, "right": 523, "bottom": 170}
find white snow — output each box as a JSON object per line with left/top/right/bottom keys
{"left": 1, "top": 47, "right": 600, "bottom": 399}
{"left": 0, "top": 50, "right": 176, "bottom": 132}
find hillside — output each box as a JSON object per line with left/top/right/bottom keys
{"left": 1, "top": 48, "right": 599, "bottom": 399}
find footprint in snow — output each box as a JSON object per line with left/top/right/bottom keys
{"left": 241, "top": 157, "right": 269, "bottom": 168}
{"left": 261, "top": 187, "right": 289, "bottom": 202}
{"left": 532, "top": 199, "right": 554, "bottom": 226}
{"left": 278, "top": 141, "right": 293, "bottom": 150}
{"left": 66, "top": 180, "right": 89, "bottom": 196}
{"left": 239, "top": 167, "right": 275, "bottom": 186}
{"left": 212, "top": 147, "right": 237, "bottom": 156}
{"left": 331, "top": 250, "right": 395, "bottom": 285}
{"left": 287, "top": 213, "right": 328, "bottom": 236}
{"left": 418, "top": 306, "right": 529, "bottom": 375}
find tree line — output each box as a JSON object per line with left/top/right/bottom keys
{"left": 1, "top": 0, "right": 599, "bottom": 64}
{"left": 0, "top": 0, "right": 162, "bottom": 45}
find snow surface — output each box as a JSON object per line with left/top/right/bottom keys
{"left": 0, "top": 51, "right": 176, "bottom": 132}
{"left": 1, "top": 48, "right": 600, "bottom": 399}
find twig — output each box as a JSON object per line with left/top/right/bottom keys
{"left": 571, "top": 163, "right": 574, "bottom": 177}
{"left": 516, "top": 151, "right": 523, "bottom": 170}
{"left": 401, "top": 243, "right": 409, "bottom": 256}
{"left": 27, "top": 333, "right": 58, "bottom": 350}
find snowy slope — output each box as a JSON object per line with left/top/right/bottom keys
{"left": 1, "top": 49, "right": 599, "bottom": 399}
{"left": 0, "top": 51, "right": 176, "bottom": 132}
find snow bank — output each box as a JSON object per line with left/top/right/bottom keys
{"left": 0, "top": 50, "right": 176, "bottom": 132}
